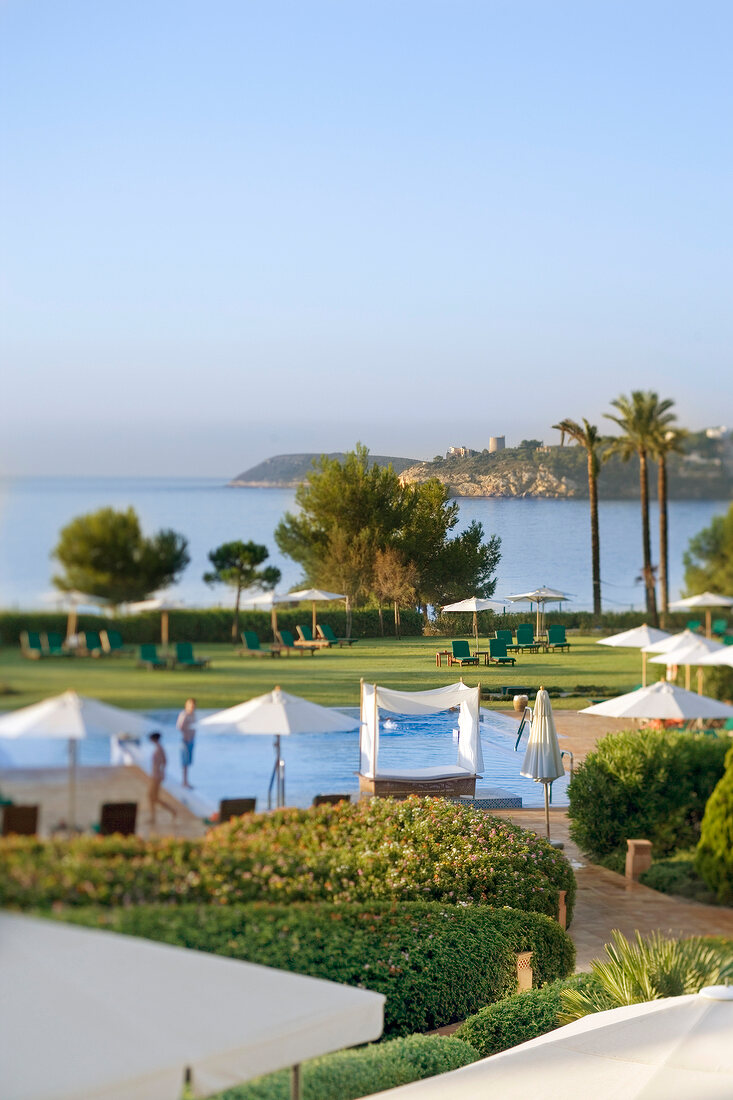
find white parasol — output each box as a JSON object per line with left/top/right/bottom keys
{"left": 597, "top": 623, "right": 672, "bottom": 687}
{"left": 288, "top": 588, "right": 346, "bottom": 636}
{"left": 442, "top": 596, "right": 504, "bottom": 650}
{"left": 668, "top": 591, "right": 733, "bottom": 638}
{"left": 127, "top": 595, "right": 186, "bottom": 646}
{"left": 504, "top": 587, "right": 572, "bottom": 636}
{"left": 580, "top": 680, "right": 733, "bottom": 721}
{"left": 520, "top": 687, "right": 565, "bottom": 838}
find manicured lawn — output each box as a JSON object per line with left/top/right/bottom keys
{"left": 0, "top": 635, "right": 643, "bottom": 711}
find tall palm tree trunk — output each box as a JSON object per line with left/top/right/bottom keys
{"left": 658, "top": 455, "right": 669, "bottom": 626}
{"left": 639, "top": 450, "right": 658, "bottom": 624}
{"left": 588, "top": 454, "right": 601, "bottom": 617}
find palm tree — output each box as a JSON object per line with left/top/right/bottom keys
{"left": 605, "top": 391, "right": 677, "bottom": 625}
{"left": 651, "top": 425, "right": 686, "bottom": 626}
{"left": 553, "top": 418, "right": 604, "bottom": 616}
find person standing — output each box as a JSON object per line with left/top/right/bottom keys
{"left": 176, "top": 697, "right": 197, "bottom": 789}
{"left": 147, "top": 732, "right": 177, "bottom": 826}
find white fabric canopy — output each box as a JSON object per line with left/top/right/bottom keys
{"left": 0, "top": 691, "right": 157, "bottom": 741}
{"left": 442, "top": 597, "right": 501, "bottom": 613}
{"left": 288, "top": 588, "right": 346, "bottom": 601}
{"left": 698, "top": 646, "right": 733, "bottom": 668}
{"left": 580, "top": 680, "right": 733, "bottom": 720}
{"left": 642, "top": 629, "right": 722, "bottom": 655}
{"left": 360, "top": 682, "right": 483, "bottom": 777}
{"left": 598, "top": 624, "right": 671, "bottom": 649}
{"left": 668, "top": 591, "right": 733, "bottom": 609}
{"left": 200, "top": 689, "right": 359, "bottom": 736}
{"left": 648, "top": 637, "right": 726, "bottom": 665}
{"left": 0, "top": 912, "right": 384, "bottom": 1100}
{"left": 374, "top": 989, "right": 733, "bottom": 1099}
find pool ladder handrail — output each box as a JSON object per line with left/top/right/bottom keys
{"left": 514, "top": 705, "right": 533, "bottom": 751}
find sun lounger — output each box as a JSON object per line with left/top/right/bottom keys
{"left": 99, "top": 802, "right": 138, "bottom": 836}
{"left": 100, "top": 629, "right": 132, "bottom": 656}
{"left": 79, "top": 631, "right": 104, "bottom": 657}
{"left": 712, "top": 618, "right": 729, "bottom": 637}
{"left": 546, "top": 625, "right": 571, "bottom": 652}
{"left": 686, "top": 619, "right": 702, "bottom": 633}
{"left": 489, "top": 638, "right": 516, "bottom": 666}
{"left": 238, "top": 630, "right": 281, "bottom": 657}
{"left": 296, "top": 624, "right": 331, "bottom": 648}
{"left": 20, "top": 631, "right": 45, "bottom": 659}
{"left": 174, "top": 642, "right": 210, "bottom": 669}
{"left": 2, "top": 804, "right": 39, "bottom": 836}
{"left": 278, "top": 629, "right": 317, "bottom": 655}
{"left": 449, "top": 640, "right": 479, "bottom": 667}
{"left": 313, "top": 794, "right": 351, "bottom": 806}
{"left": 317, "top": 624, "right": 357, "bottom": 647}
{"left": 496, "top": 628, "right": 519, "bottom": 653}
{"left": 43, "top": 631, "right": 73, "bottom": 657}
{"left": 516, "top": 624, "right": 541, "bottom": 653}
{"left": 219, "top": 797, "right": 257, "bottom": 822}
{"left": 138, "top": 643, "right": 168, "bottom": 670}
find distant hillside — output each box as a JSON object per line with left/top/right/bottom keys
{"left": 229, "top": 453, "right": 421, "bottom": 488}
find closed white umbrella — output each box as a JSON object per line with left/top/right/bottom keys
{"left": 442, "top": 597, "right": 504, "bottom": 650}
{"left": 580, "top": 680, "right": 733, "bottom": 721}
{"left": 373, "top": 987, "right": 733, "bottom": 1100}
{"left": 200, "top": 688, "right": 360, "bottom": 808}
{"left": 0, "top": 912, "right": 384, "bottom": 1100}
{"left": 648, "top": 633, "right": 727, "bottom": 693}
{"left": 504, "top": 587, "right": 572, "bottom": 636}
{"left": 597, "top": 624, "right": 672, "bottom": 688}
{"left": 520, "top": 687, "right": 565, "bottom": 838}
{"left": 668, "top": 591, "right": 733, "bottom": 638}
{"left": 288, "top": 588, "right": 347, "bottom": 637}
{"left": 0, "top": 691, "right": 158, "bottom": 829}
{"left": 128, "top": 595, "right": 186, "bottom": 647}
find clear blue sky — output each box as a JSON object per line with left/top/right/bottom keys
{"left": 1, "top": 0, "right": 731, "bottom": 476}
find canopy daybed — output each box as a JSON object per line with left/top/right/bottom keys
{"left": 358, "top": 680, "right": 483, "bottom": 797}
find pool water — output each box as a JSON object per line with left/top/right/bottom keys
{"left": 0, "top": 707, "right": 570, "bottom": 810}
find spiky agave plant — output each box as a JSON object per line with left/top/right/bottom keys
{"left": 559, "top": 930, "right": 733, "bottom": 1024}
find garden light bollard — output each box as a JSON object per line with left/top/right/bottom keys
{"left": 516, "top": 951, "right": 533, "bottom": 992}
{"left": 625, "top": 838, "right": 653, "bottom": 882}
{"left": 557, "top": 889, "right": 567, "bottom": 930}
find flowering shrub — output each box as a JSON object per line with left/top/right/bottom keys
{"left": 64, "top": 901, "right": 574, "bottom": 1036}
{"left": 0, "top": 798, "right": 575, "bottom": 921}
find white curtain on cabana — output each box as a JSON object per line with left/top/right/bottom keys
{"left": 359, "top": 682, "right": 483, "bottom": 777}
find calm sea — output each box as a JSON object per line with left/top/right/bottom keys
{"left": 0, "top": 476, "right": 728, "bottom": 611}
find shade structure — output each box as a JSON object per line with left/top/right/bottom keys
{"left": 239, "top": 589, "right": 303, "bottom": 642}
{"left": 597, "top": 623, "right": 672, "bottom": 687}
{"left": 288, "top": 588, "right": 346, "bottom": 636}
{"left": 42, "top": 589, "right": 112, "bottom": 641}
{"left": 668, "top": 591, "right": 733, "bottom": 638}
{"left": 520, "top": 688, "right": 565, "bottom": 838}
{"left": 504, "top": 586, "right": 572, "bottom": 635}
{"left": 374, "top": 988, "right": 733, "bottom": 1099}
{"left": 442, "top": 597, "right": 503, "bottom": 649}
{"left": 580, "top": 680, "right": 733, "bottom": 721}
{"left": 0, "top": 691, "right": 158, "bottom": 828}
{"left": 128, "top": 595, "right": 186, "bottom": 646}
{"left": 698, "top": 646, "right": 733, "bottom": 669}
{"left": 200, "top": 688, "right": 359, "bottom": 807}
{"left": 0, "top": 912, "right": 384, "bottom": 1100}
{"left": 647, "top": 633, "right": 727, "bottom": 692}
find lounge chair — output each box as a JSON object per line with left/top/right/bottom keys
{"left": 174, "top": 642, "right": 210, "bottom": 669}
{"left": 99, "top": 802, "right": 138, "bottom": 836}
{"left": 313, "top": 794, "right": 351, "bottom": 806}
{"left": 278, "top": 629, "right": 317, "bottom": 655}
{"left": 296, "top": 624, "right": 331, "bottom": 648}
{"left": 219, "top": 797, "right": 256, "bottom": 822}
{"left": 238, "top": 630, "right": 281, "bottom": 657}
{"left": 100, "top": 629, "right": 131, "bottom": 656}
{"left": 712, "top": 618, "right": 728, "bottom": 637}
{"left": 496, "top": 628, "right": 519, "bottom": 653}
{"left": 2, "top": 804, "right": 39, "bottom": 836}
{"left": 43, "top": 631, "right": 73, "bottom": 657}
{"left": 138, "top": 643, "right": 168, "bottom": 670}
{"left": 686, "top": 619, "right": 702, "bottom": 633}
{"left": 20, "top": 631, "right": 45, "bottom": 659}
{"left": 516, "top": 624, "right": 541, "bottom": 653}
{"left": 317, "top": 624, "right": 356, "bottom": 647}
{"left": 546, "top": 625, "right": 571, "bottom": 652}
{"left": 449, "top": 640, "right": 479, "bottom": 667}
{"left": 79, "top": 630, "right": 104, "bottom": 657}
{"left": 489, "top": 638, "right": 516, "bottom": 666}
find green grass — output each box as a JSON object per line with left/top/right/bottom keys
{"left": 0, "top": 635, "right": 644, "bottom": 711}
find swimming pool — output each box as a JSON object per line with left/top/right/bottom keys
{"left": 0, "top": 707, "right": 570, "bottom": 810}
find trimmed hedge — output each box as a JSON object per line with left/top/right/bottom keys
{"left": 216, "top": 1034, "right": 480, "bottom": 1100}
{"left": 0, "top": 799, "right": 576, "bottom": 923}
{"left": 568, "top": 729, "right": 729, "bottom": 865}
{"left": 63, "top": 902, "right": 573, "bottom": 1036}
{"left": 455, "top": 974, "right": 598, "bottom": 1057}
{"left": 696, "top": 744, "right": 733, "bottom": 903}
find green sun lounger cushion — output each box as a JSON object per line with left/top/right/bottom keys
{"left": 450, "top": 640, "right": 479, "bottom": 666}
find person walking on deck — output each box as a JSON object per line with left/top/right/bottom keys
{"left": 177, "top": 697, "right": 197, "bottom": 789}
{"left": 147, "top": 733, "right": 177, "bottom": 825}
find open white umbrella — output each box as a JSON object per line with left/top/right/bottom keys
{"left": 504, "top": 587, "right": 572, "bottom": 636}
{"left": 42, "top": 590, "right": 112, "bottom": 642}
{"left": 200, "top": 688, "right": 360, "bottom": 808}
{"left": 580, "top": 680, "right": 733, "bottom": 721}
{"left": 697, "top": 645, "right": 733, "bottom": 669}
{"left": 647, "top": 633, "right": 727, "bottom": 692}
{"left": 520, "top": 687, "right": 565, "bottom": 838}
{"left": 239, "top": 590, "right": 303, "bottom": 642}
{"left": 597, "top": 623, "right": 672, "bottom": 687}
{"left": 127, "top": 595, "right": 186, "bottom": 647}
{"left": 0, "top": 691, "right": 158, "bottom": 829}
{"left": 373, "top": 987, "right": 733, "bottom": 1099}
{"left": 288, "top": 588, "right": 346, "bottom": 637}
{"left": 668, "top": 591, "right": 733, "bottom": 638}
{"left": 0, "top": 912, "right": 384, "bottom": 1100}
{"left": 442, "top": 597, "right": 503, "bottom": 650}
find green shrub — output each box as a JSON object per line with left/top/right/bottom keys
{"left": 216, "top": 1034, "right": 480, "bottom": 1100}
{"left": 696, "top": 744, "right": 733, "bottom": 902}
{"left": 63, "top": 901, "right": 574, "bottom": 1036}
{"left": 640, "top": 851, "right": 719, "bottom": 905}
{"left": 455, "top": 974, "right": 598, "bottom": 1057}
{"left": 0, "top": 798, "right": 576, "bottom": 922}
{"left": 704, "top": 665, "right": 733, "bottom": 704}
{"left": 567, "top": 729, "right": 728, "bottom": 863}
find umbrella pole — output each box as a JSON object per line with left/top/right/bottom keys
{"left": 698, "top": 667, "right": 704, "bottom": 695}
{"left": 685, "top": 664, "right": 691, "bottom": 691}
{"left": 473, "top": 611, "right": 478, "bottom": 652}
{"left": 271, "top": 607, "right": 278, "bottom": 644}
{"left": 312, "top": 602, "right": 317, "bottom": 638}
{"left": 706, "top": 609, "right": 712, "bottom": 638}
{"left": 544, "top": 782, "right": 550, "bottom": 839}
{"left": 162, "top": 611, "right": 169, "bottom": 648}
